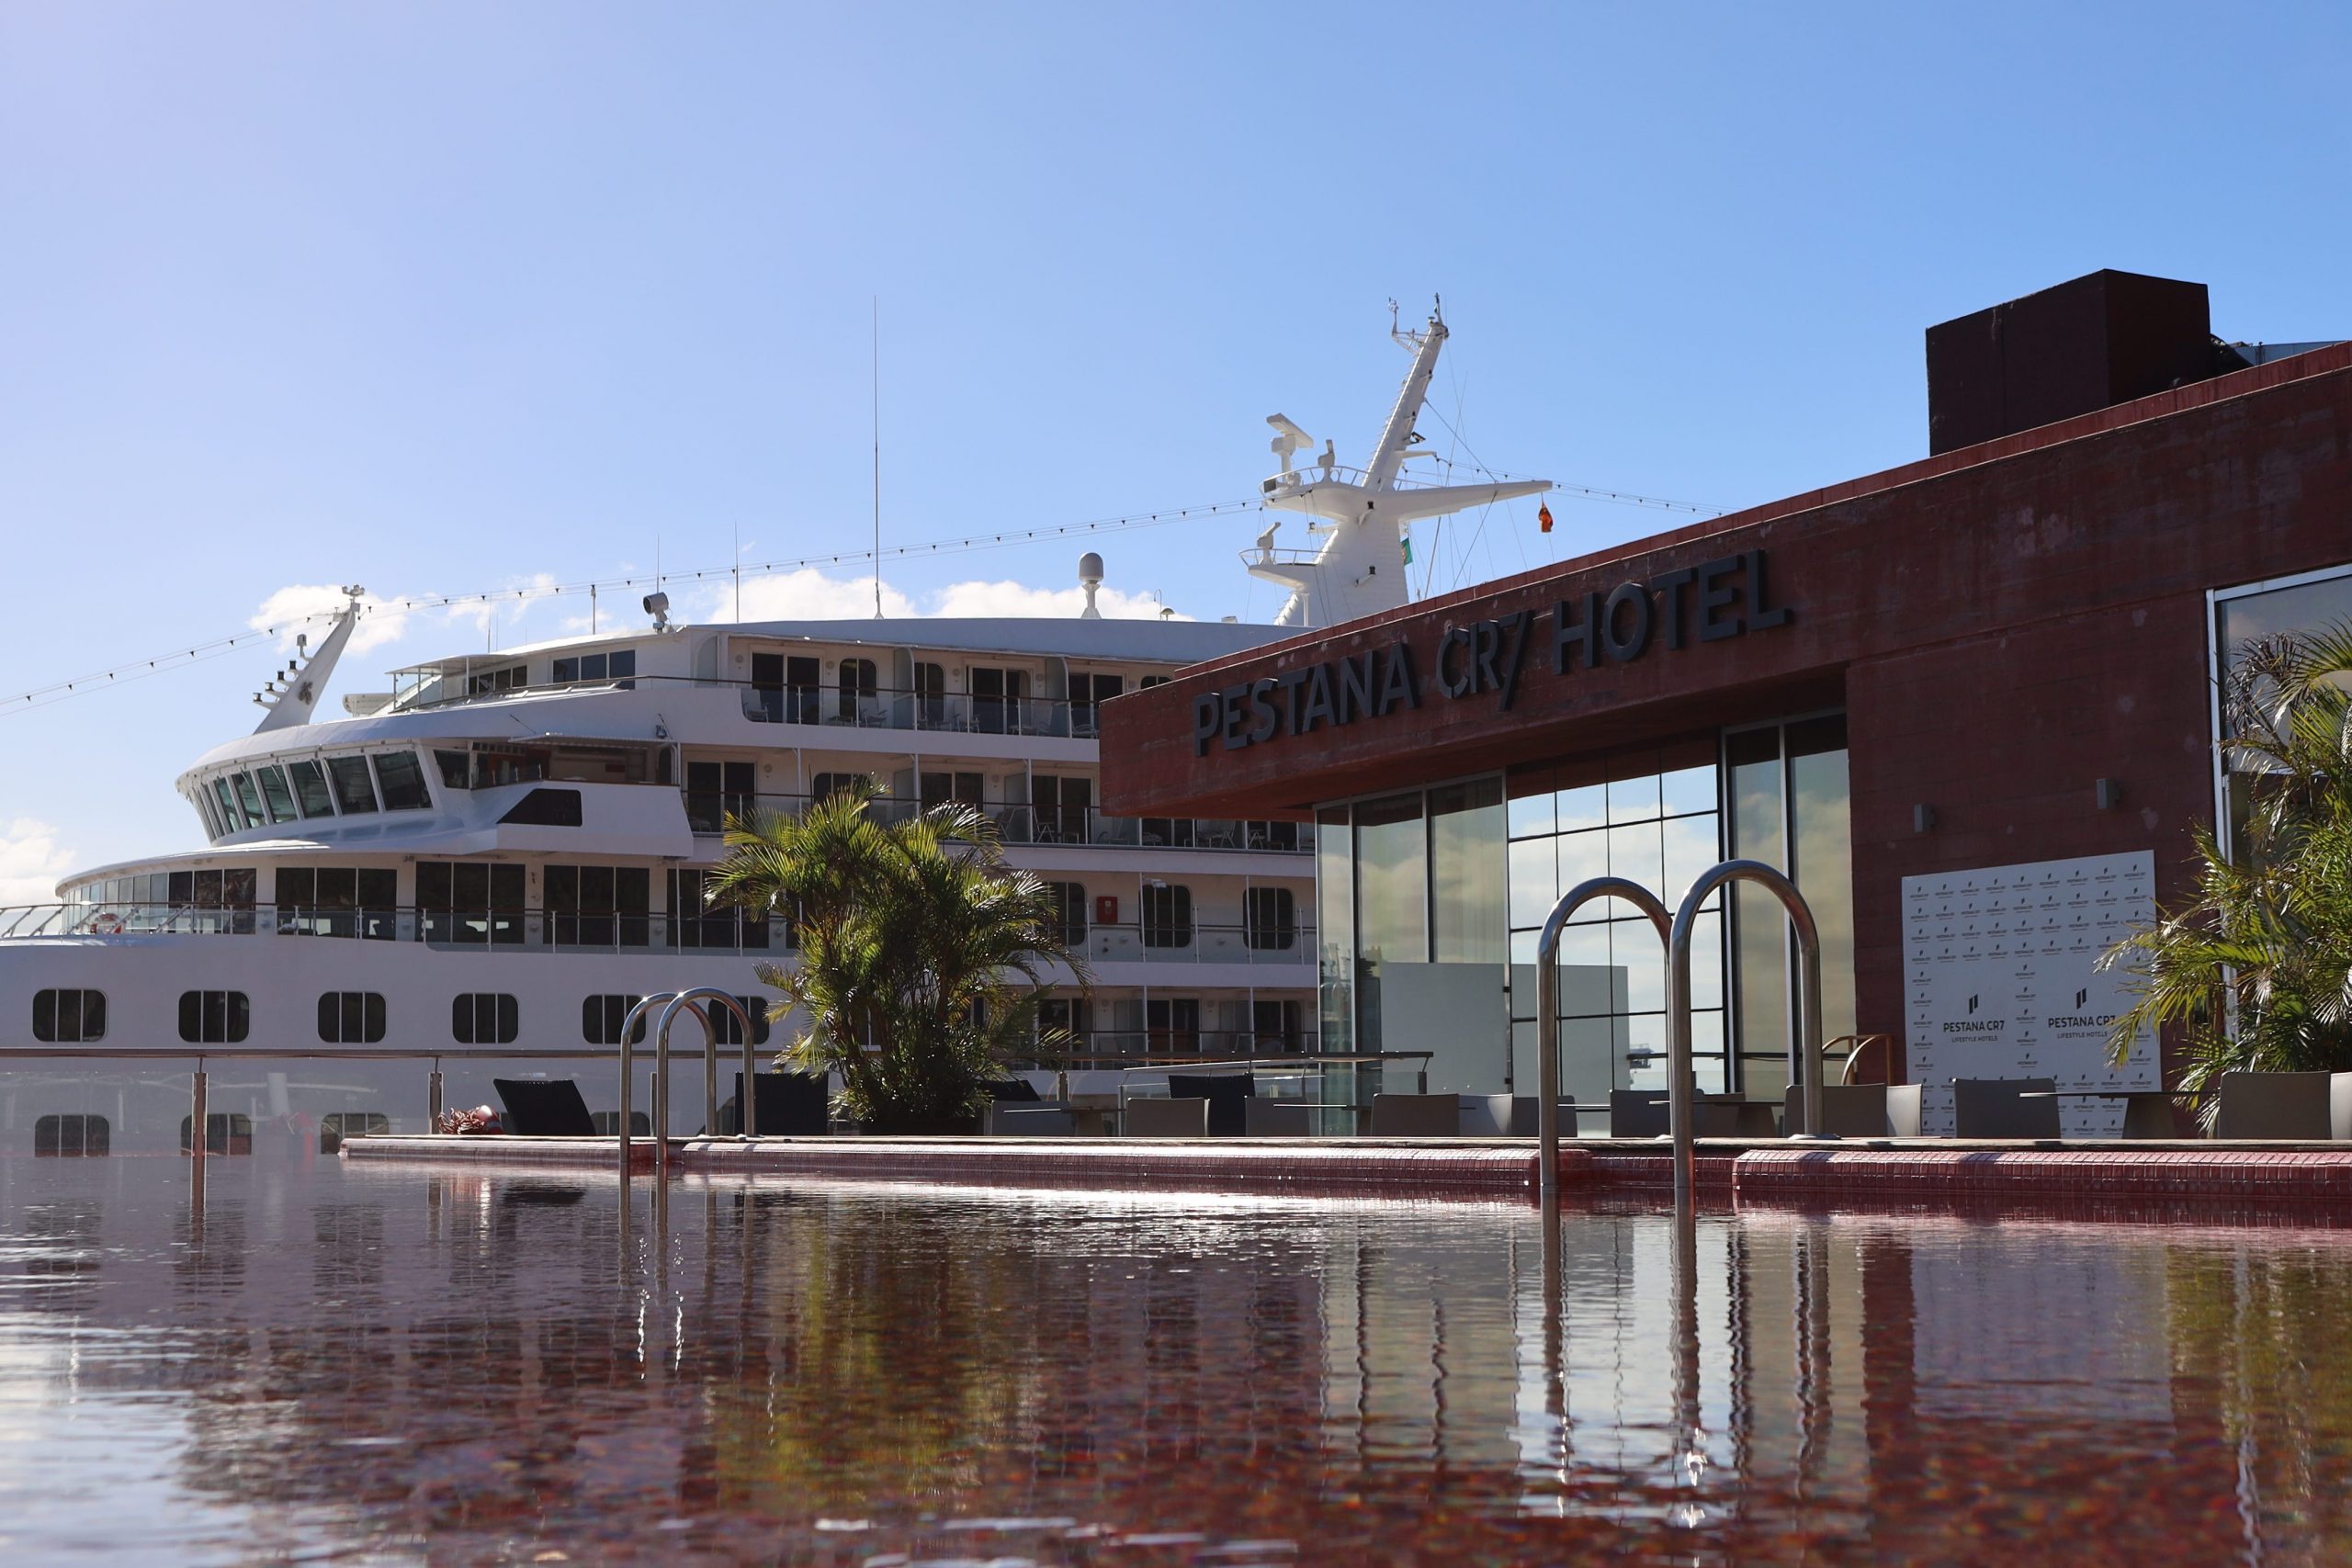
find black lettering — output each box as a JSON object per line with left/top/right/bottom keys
{"left": 1192, "top": 692, "right": 1221, "bottom": 756}
{"left": 1277, "top": 668, "right": 1311, "bottom": 735}
{"left": 1649, "top": 568, "right": 1696, "bottom": 649}
{"left": 1552, "top": 593, "right": 1600, "bottom": 673}
{"left": 1747, "top": 547, "right": 1792, "bottom": 629}
{"left": 1220, "top": 683, "right": 1251, "bottom": 750}
{"left": 1473, "top": 619, "right": 1503, "bottom": 694}
{"left": 1247, "top": 678, "right": 1280, "bottom": 743}
{"left": 1376, "top": 641, "right": 1419, "bottom": 713}
{"left": 1438, "top": 626, "right": 1474, "bottom": 697}
{"left": 1495, "top": 610, "right": 1532, "bottom": 712}
{"left": 1696, "top": 555, "right": 1742, "bottom": 641}
{"left": 1338, "top": 651, "right": 1375, "bottom": 723}
{"left": 1602, "top": 581, "right": 1653, "bottom": 662}
{"left": 1299, "top": 665, "right": 1337, "bottom": 732}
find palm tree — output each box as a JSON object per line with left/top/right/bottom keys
{"left": 2102, "top": 622, "right": 2352, "bottom": 1121}
{"left": 701, "top": 783, "right": 1090, "bottom": 1132}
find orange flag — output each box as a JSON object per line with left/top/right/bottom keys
{"left": 1537, "top": 502, "right": 1555, "bottom": 534}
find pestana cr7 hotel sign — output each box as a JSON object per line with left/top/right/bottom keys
{"left": 1193, "top": 548, "right": 1795, "bottom": 755}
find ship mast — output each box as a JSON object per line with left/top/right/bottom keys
{"left": 1246, "top": 301, "right": 1552, "bottom": 627}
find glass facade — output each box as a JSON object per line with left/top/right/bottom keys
{"left": 1317, "top": 717, "right": 1854, "bottom": 1105}
{"left": 1504, "top": 744, "right": 1725, "bottom": 1102}
{"left": 2211, "top": 563, "right": 2352, "bottom": 854}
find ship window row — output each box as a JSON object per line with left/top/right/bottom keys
{"left": 741, "top": 653, "right": 1170, "bottom": 735}
{"left": 187, "top": 750, "right": 435, "bottom": 840}
{"left": 35, "top": 987, "right": 775, "bottom": 1048}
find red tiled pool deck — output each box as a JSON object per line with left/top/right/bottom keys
{"left": 342, "top": 1134, "right": 2352, "bottom": 1214}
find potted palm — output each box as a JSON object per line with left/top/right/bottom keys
{"left": 703, "top": 784, "right": 1089, "bottom": 1134}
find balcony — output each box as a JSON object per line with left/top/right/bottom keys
{"left": 683, "top": 790, "right": 1313, "bottom": 854}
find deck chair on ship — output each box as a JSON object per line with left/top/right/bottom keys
{"left": 492, "top": 1077, "right": 598, "bottom": 1137}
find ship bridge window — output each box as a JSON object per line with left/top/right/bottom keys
{"left": 178, "top": 990, "right": 252, "bottom": 1044}
{"left": 255, "top": 765, "right": 299, "bottom": 823}
{"left": 434, "top": 750, "right": 472, "bottom": 790}
{"left": 327, "top": 755, "right": 379, "bottom": 814}
{"left": 288, "top": 759, "right": 335, "bottom": 818}
{"left": 276, "top": 867, "right": 398, "bottom": 939}
{"left": 33, "top": 989, "right": 106, "bottom": 1043}
{"left": 230, "top": 772, "right": 267, "bottom": 828}
{"left": 417, "top": 861, "right": 525, "bottom": 945}
{"left": 373, "top": 751, "right": 432, "bottom": 811}
{"left": 552, "top": 649, "right": 636, "bottom": 687}
{"left": 209, "top": 777, "right": 244, "bottom": 831}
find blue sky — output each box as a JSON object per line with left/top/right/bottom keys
{"left": 2, "top": 2, "right": 2346, "bottom": 889}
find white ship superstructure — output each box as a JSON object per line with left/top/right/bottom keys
{"left": 0, "top": 305, "right": 1549, "bottom": 1156}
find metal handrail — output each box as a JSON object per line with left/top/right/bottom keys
{"left": 614, "top": 988, "right": 762, "bottom": 1189}
{"left": 1534, "top": 877, "right": 1674, "bottom": 1204}
{"left": 1667, "top": 861, "right": 1828, "bottom": 1209}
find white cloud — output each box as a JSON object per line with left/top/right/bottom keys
{"left": 928, "top": 578, "right": 1182, "bottom": 620}
{"left": 0, "top": 818, "right": 74, "bottom": 904}
{"left": 700, "top": 568, "right": 1185, "bottom": 625}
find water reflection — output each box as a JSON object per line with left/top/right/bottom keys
{"left": 4, "top": 1159, "right": 2352, "bottom": 1560}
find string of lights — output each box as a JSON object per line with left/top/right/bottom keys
{"left": 2, "top": 500, "right": 1266, "bottom": 715}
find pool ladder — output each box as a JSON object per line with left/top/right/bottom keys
{"left": 1535, "top": 859, "right": 1831, "bottom": 1213}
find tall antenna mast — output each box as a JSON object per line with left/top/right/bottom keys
{"left": 872, "top": 296, "right": 882, "bottom": 618}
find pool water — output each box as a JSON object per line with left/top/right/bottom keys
{"left": 3, "top": 1158, "right": 2350, "bottom": 1563}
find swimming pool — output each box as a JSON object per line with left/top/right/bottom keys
{"left": 1, "top": 1156, "right": 2346, "bottom": 1562}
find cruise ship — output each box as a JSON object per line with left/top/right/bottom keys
{"left": 0, "top": 306, "right": 1549, "bottom": 1156}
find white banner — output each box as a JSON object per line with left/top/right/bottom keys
{"left": 1902, "top": 852, "right": 2159, "bottom": 1136}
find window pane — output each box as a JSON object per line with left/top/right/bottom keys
{"left": 1507, "top": 834, "right": 1556, "bottom": 931}
{"left": 374, "top": 752, "right": 431, "bottom": 810}
{"left": 1606, "top": 772, "right": 1659, "bottom": 824}
{"left": 1429, "top": 779, "right": 1504, "bottom": 964}
{"left": 80, "top": 990, "right": 105, "bottom": 1042}
{"left": 1555, "top": 829, "right": 1609, "bottom": 904}
{"left": 1317, "top": 806, "right": 1352, "bottom": 1055}
{"left": 1661, "top": 812, "right": 1721, "bottom": 909}
{"left": 226, "top": 993, "right": 250, "bottom": 1043}
{"left": 231, "top": 773, "right": 266, "bottom": 826}
{"left": 288, "top": 760, "right": 335, "bottom": 818}
{"left": 1727, "top": 727, "right": 1787, "bottom": 1076}
{"left": 1506, "top": 768, "right": 1555, "bottom": 839}
{"left": 1555, "top": 784, "right": 1606, "bottom": 833}
{"left": 1606, "top": 820, "right": 1663, "bottom": 896}
{"left": 256, "top": 766, "right": 298, "bottom": 823}
{"left": 328, "top": 756, "right": 379, "bottom": 813}
{"left": 32, "top": 990, "right": 57, "bottom": 1043}
{"left": 1661, "top": 763, "right": 1717, "bottom": 818}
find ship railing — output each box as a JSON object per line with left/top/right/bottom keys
{"left": 0, "top": 901, "right": 1317, "bottom": 965}
{"left": 684, "top": 791, "right": 1313, "bottom": 854}
{"left": 1259, "top": 462, "right": 1467, "bottom": 495}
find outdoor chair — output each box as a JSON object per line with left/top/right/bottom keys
{"left": 1124, "top": 1097, "right": 1209, "bottom": 1137}
{"left": 1244, "top": 1099, "right": 1313, "bottom": 1136}
{"left": 1610, "top": 1089, "right": 1669, "bottom": 1138}
{"left": 724, "top": 1071, "right": 831, "bottom": 1136}
{"left": 1950, "top": 1077, "right": 2062, "bottom": 1139}
{"left": 988, "top": 1103, "right": 1078, "bottom": 1135}
{"left": 1167, "top": 1072, "right": 1254, "bottom": 1136}
{"left": 1469, "top": 1095, "right": 1585, "bottom": 1137}
{"left": 1783, "top": 1083, "right": 1900, "bottom": 1137}
{"left": 492, "top": 1077, "right": 597, "bottom": 1137}
{"left": 1886, "top": 1084, "right": 1924, "bottom": 1137}
{"left": 1370, "top": 1092, "right": 1462, "bottom": 1136}
{"left": 2211, "top": 1070, "right": 2352, "bottom": 1140}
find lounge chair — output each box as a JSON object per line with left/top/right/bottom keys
{"left": 1886, "top": 1084, "right": 1924, "bottom": 1137}
{"left": 1167, "top": 1073, "right": 1254, "bottom": 1136}
{"left": 492, "top": 1077, "right": 598, "bottom": 1137}
{"left": 1125, "top": 1097, "right": 1209, "bottom": 1137}
{"left": 2211, "top": 1070, "right": 2352, "bottom": 1140}
{"left": 1369, "top": 1092, "right": 1461, "bottom": 1136}
{"left": 1610, "top": 1089, "right": 1668, "bottom": 1137}
{"left": 1950, "top": 1077, "right": 2061, "bottom": 1139}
